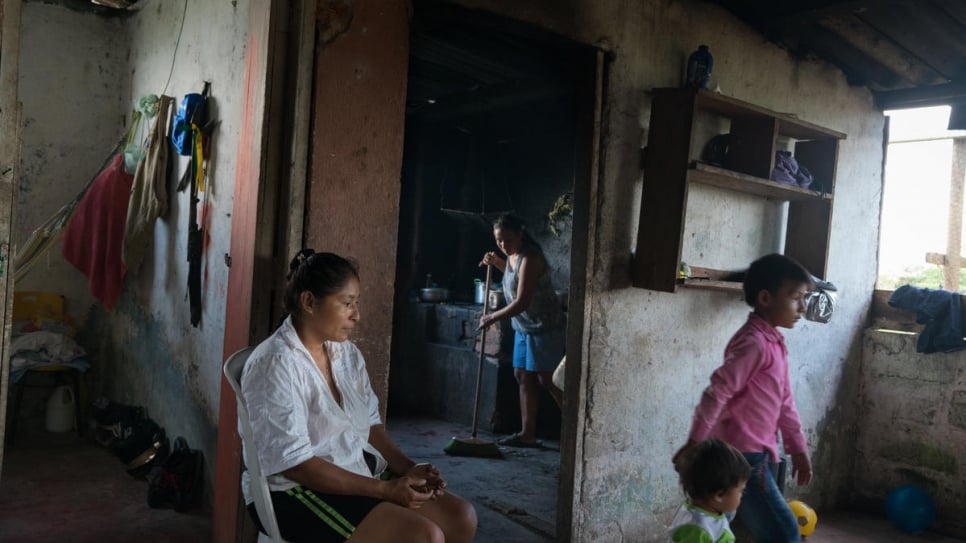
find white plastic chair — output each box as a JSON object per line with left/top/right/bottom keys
{"left": 224, "top": 347, "right": 290, "bottom": 543}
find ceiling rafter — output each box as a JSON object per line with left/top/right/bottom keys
{"left": 816, "top": 14, "right": 945, "bottom": 88}
{"left": 710, "top": 0, "right": 966, "bottom": 108}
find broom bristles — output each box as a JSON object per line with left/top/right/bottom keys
{"left": 443, "top": 436, "right": 502, "bottom": 458}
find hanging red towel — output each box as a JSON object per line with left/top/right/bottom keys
{"left": 62, "top": 154, "right": 134, "bottom": 310}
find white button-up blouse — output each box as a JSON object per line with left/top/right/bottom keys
{"left": 239, "top": 316, "right": 387, "bottom": 502}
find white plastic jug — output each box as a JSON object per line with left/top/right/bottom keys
{"left": 45, "top": 385, "right": 75, "bottom": 433}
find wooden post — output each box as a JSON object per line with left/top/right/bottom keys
{"left": 944, "top": 137, "right": 966, "bottom": 290}
{"left": 0, "top": 0, "right": 23, "bottom": 480}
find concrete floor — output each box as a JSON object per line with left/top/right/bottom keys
{"left": 0, "top": 413, "right": 963, "bottom": 542}
{"left": 388, "top": 416, "right": 559, "bottom": 542}
{"left": 387, "top": 417, "right": 966, "bottom": 543}
{"left": 0, "top": 418, "right": 210, "bottom": 542}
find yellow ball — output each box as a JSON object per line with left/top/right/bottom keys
{"left": 788, "top": 500, "right": 818, "bottom": 536}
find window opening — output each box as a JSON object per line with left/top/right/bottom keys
{"left": 878, "top": 106, "right": 966, "bottom": 292}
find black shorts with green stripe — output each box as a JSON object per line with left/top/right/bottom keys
{"left": 247, "top": 485, "right": 382, "bottom": 543}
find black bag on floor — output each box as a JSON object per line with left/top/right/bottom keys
{"left": 91, "top": 398, "right": 168, "bottom": 478}
{"left": 147, "top": 436, "right": 204, "bottom": 512}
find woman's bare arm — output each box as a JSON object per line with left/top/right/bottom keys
{"left": 479, "top": 251, "right": 506, "bottom": 272}
{"left": 480, "top": 252, "right": 546, "bottom": 328}
{"left": 368, "top": 424, "right": 416, "bottom": 476}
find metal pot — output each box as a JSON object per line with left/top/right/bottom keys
{"left": 487, "top": 289, "right": 505, "bottom": 309}
{"left": 420, "top": 287, "right": 450, "bottom": 303}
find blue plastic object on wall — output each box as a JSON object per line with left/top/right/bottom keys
{"left": 171, "top": 93, "right": 206, "bottom": 156}
{"left": 686, "top": 45, "right": 714, "bottom": 89}
{"left": 885, "top": 485, "right": 936, "bottom": 533}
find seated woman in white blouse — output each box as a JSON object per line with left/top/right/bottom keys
{"left": 241, "top": 249, "right": 477, "bottom": 543}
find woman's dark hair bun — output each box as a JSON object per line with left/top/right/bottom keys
{"left": 288, "top": 248, "right": 317, "bottom": 279}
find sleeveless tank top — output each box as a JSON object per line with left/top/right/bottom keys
{"left": 502, "top": 246, "right": 565, "bottom": 334}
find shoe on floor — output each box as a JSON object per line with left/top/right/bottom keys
{"left": 498, "top": 432, "right": 542, "bottom": 448}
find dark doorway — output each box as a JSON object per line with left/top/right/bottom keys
{"left": 389, "top": 6, "right": 584, "bottom": 434}
{"left": 387, "top": 4, "right": 601, "bottom": 541}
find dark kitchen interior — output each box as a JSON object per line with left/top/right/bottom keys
{"left": 388, "top": 6, "right": 584, "bottom": 439}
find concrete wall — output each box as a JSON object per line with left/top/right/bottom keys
{"left": 16, "top": 3, "right": 127, "bottom": 309}
{"left": 89, "top": 0, "right": 249, "bottom": 500}
{"left": 855, "top": 330, "right": 966, "bottom": 534}
{"left": 17, "top": 0, "right": 249, "bottom": 503}
{"left": 305, "top": 0, "right": 410, "bottom": 413}
{"left": 443, "top": 1, "right": 883, "bottom": 540}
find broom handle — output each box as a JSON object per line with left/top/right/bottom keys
{"left": 471, "top": 264, "right": 493, "bottom": 438}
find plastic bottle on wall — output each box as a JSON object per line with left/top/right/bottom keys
{"left": 686, "top": 45, "right": 714, "bottom": 89}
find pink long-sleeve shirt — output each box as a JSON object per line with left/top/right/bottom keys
{"left": 688, "top": 312, "right": 807, "bottom": 462}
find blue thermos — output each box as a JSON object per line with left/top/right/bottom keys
{"left": 686, "top": 45, "right": 714, "bottom": 89}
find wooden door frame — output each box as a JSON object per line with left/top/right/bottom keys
{"left": 0, "top": 0, "right": 23, "bottom": 480}
{"left": 211, "top": 0, "right": 299, "bottom": 540}
{"left": 557, "top": 48, "right": 606, "bottom": 543}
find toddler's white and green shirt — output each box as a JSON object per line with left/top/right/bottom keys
{"left": 669, "top": 503, "right": 735, "bottom": 543}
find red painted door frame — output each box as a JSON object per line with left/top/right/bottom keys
{"left": 211, "top": 1, "right": 278, "bottom": 541}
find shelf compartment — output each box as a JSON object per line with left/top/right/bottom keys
{"left": 690, "top": 89, "right": 847, "bottom": 141}
{"left": 680, "top": 279, "right": 743, "bottom": 292}
{"left": 679, "top": 266, "right": 744, "bottom": 292}
{"left": 688, "top": 162, "right": 831, "bottom": 202}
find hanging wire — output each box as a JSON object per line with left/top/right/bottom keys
{"left": 160, "top": 0, "right": 189, "bottom": 96}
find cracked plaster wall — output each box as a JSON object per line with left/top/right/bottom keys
{"left": 16, "top": 3, "right": 127, "bottom": 306}
{"left": 17, "top": 0, "right": 249, "bottom": 503}
{"left": 855, "top": 330, "right": 966, "bottom": 534}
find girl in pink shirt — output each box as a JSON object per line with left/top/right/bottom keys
{"left": 674, "top": 254, "right": 814, "bottom": 543}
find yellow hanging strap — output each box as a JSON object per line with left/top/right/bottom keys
{"left": 192, "top": 122, "right": 205, "bottom": 192}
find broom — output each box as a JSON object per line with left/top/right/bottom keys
{"left": 443, "top": 264, "right": 503, "bottom": 458}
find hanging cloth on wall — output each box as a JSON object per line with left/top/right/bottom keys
{"left": 61, "top": 153, "right": 134, "bottom": 311}
{"left": 888, "top": 285, "right": 966, "bottom": 353}
{"left": 123, "top": 95, "right": 174, "bottom": 272}
{"left": 14, "top": 136, "right": 125, "bottom": 282}
{"left": 123, "top": 110, "right": 144, "bottom": 174}
{"left": 176, "top": 82, "right": 213, "bottom": 328}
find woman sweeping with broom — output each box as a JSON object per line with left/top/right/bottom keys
{"left": 479, "top": 214, "right": 565, "bottom": 448}
{"left": 240, "top": 250, "right": 477, "bottom": 543}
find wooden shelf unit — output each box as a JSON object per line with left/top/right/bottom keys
{"left": 632, "top": 88, "right": 846, "bottom": 292}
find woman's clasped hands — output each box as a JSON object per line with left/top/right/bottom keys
{"left": 382, "top": 463, "right": 447, "bottom": 510}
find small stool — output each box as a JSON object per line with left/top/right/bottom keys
{"left": 8, "top": 365, "right": 83, "bottom": 445}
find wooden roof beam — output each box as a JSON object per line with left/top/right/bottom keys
{"left": 796, "top": 25, "right": 906, "bottom": 89}
{"left": 875, "top": 81, "right": 966, "bottom": 110}
{"left": 816, "top": 14, "right": 946, "bottom": 88}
